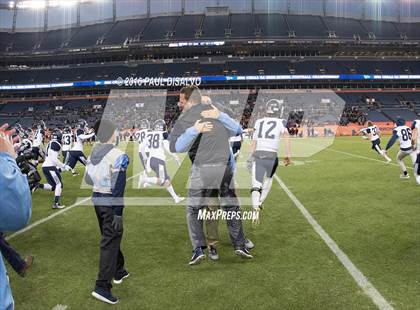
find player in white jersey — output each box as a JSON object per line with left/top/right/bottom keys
{"left": 61, "top": 126, "right": 73, "bottom": 164}
{"left": 248, "top": 99, "right": 291, "bottom": 220}
{"left": 31, "top": 121, "right": 46, "bottom": 165}
{"left": 360, "top": 121, "right": 391, "bottom": 163}
{"left": 38, "top": 129, "right": 71, "bottom": 209}
{"left": 385, "top": 118, "right": 417, "bottom": 179}
{"left": 410, "top": 119, "right": 420, "bottom": 184}
{"left": 135, "top": 119, "right": 151, "bottom": 181}
{"left": 139, "top": 119, "right": 184, "bottom": 203}
{"left": 67, "top": 120, "right": 95, "bottom": 176}
{"left": 410, "top": 119, "right": 420, "bottom": 152}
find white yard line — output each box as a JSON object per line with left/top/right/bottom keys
{"left": 274, "top": 174, "right": 394, "bottom": 310}
{"left": 327, "top": 148, "right": 413, "bottom": 170}
{"left": 6, "top": 172, "right": 142, "bottom": 241}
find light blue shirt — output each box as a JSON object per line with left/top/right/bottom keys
{"left": 0, "top": 152, "right": 32, "bottom": 310}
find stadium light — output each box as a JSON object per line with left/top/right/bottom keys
{"left": 8, "top": 0, "right": 96, "bottom": 10}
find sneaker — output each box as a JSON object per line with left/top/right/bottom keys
{"left": 208, "top": 245, "right": 219, "bottom": 261}
{"left": 91, "top": 288, "right": 119, "bottom": 305}
{"left": 400, "top": 174, "right": 410, "bottom": 179}
{"left": 52, "top": 204, "right": 66, "bottom": 209}
{"left": 244, "top": 239, "right": 254, "bottom": 250}
{"left": 19, "top": 255, "right": 34, "bottom": 277}
{"left": 72, "top": 171, "right": 79, "bottom": 177}
{"left": 174, "top": 196, "right": 185, "bottom": 204}
{"left": 189, "top": 247, "right": 205, "bottom": 266}
{"left": 113, "top": 270, "right": 130, "bottom": 284}
{"left": 235, "top": 247, "right": 253, "bottom": 259}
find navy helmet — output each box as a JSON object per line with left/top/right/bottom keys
{"left": 139, "top": 119, "right": 150, "bottom": 130}
{"left": 396, "top": 118, "right": 405, "bottom": 126}
{"left": 153, "top": 119, "right": 167, "bottom": 132}
{"left": 51, "top": 128, "right": 63, "bottom": 142}
{"left": 266, "top": 99, "right": 285, "bottom": 117}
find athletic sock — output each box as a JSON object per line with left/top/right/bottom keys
{"left": 40, "top": 184, "right": 53, "bottom": 191}
{"left": 144, "top": 177, "right": 159, "bottom": 185}
{"left": 260, "top": 178, "right": 273, "bottom": 203}
{"left": 166, "top": 185, "right": 179, "bottom": 200}
{"left": 251, "top": 190, "right": 261, "bottom": 210}
{"left": 54, "top": 196, "right": 60, "bottom": 204}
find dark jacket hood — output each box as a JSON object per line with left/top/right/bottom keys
{"left": 90, "top": 143, "right": 114, "bottom": 165}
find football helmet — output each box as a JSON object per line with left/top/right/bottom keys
{"left": 153, "top": 119, "right": 167, "bottom": 132}
{"left": 139, "top": 119, "right": 150, "bottom": 130}
{"left": 51, "top": 128, "right": 63, "bottom": 142}
{"left": 266, "top": 99, "right": 285, "bottom": 117}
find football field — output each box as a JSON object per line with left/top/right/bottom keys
{"left": 6, "top": 136, "right": 420, "bottom": 310}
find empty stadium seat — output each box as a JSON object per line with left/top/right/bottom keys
{"left": 40, "top": 28, "right": 77, "bottom": 50}
{"left": 201, "top": 15, "right": 229, "bottom": 38}
{"left": 323, "top": 17, "right": 368, "bottom": 39}
{"left": 230, "top": 14, "right": 256, "bottom": 38}
{"left": 142, "top": 16, "right": 178, "bottom": 41}
{"left": 104, "top": 19, "right": 148, "bottom": 45}
{"left": 67, "top": 23, "right": 114, "bottom": 48}
{"left": 256, "top": 14, "right": 289, "bottom": 37}
{"left": 173, "top": 15, "right": 203, "bottom": 40}
{"left": 286, "top": 15, "right": 327, "bottom": 38}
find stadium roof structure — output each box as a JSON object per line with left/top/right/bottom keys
{"left": 0, "top": 0, "right": 420, "bottom": 32}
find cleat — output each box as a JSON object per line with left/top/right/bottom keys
{"left": 113, "top": 270, "right": 130, "bottom": 284}
{"left": 400, "top": 174, "right": 410, "bottom": 179}
{"left": 386, "top": 158, "right": 392, "bottom": 164}
{"left": 189, "top": 247, "right": 205, "bottom": 266}
{"left": 52, "top": 204, "right": 66, "bottom": 209}
{"left": 208, "top": 245, "right": 219, "bottom": 261}
{"left": 174, "top": 196, "right": 185, "bottom": 204}
{"left": 19, "top": 255, "right": 34, "bottom": 277}
{"left": 72, "top": 172, "right": 79, "bottom": 177}
{"left": 91, "top": 288, "right": 119, "bottom": 305}
{"left": 235, "top": 247, "right": 253, "bottom": 259}
{"left": 244, "top": 239, "right": 254, "bottom": 250}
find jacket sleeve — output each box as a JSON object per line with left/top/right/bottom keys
{"left": 175, "top": 127, "right": 199, "bottom": 153}
{"left": 0, "top": 153, "right": 32, "bottom": 232}
{"left": 111, "top": 153, "right": 129, "bottom": 216}
{"left": 218, "top": 112, "right": 243, "bottom": 136}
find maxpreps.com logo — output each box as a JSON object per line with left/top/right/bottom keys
{"left": 115, "top": 76, "right": 201, "bottom": 87}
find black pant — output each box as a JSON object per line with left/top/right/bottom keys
{"left": 94, "top": 205, "right": 125, "bottom": 291}
{"left": 0, "top": 233, "right": 26, "bottom": 275}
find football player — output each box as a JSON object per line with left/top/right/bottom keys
{"left": 139, "top": 119, "right": 184, "bottom": 203}
{"left": 135, "top": 119, "right": 151, "bottom": 184}
{"left": 39, "top": 129, "right": 71, "bottom": 209}
{"left": 67, "top": 120, "right": 95, "bottom": 176}
{"left": 62, "top": 126, "right": 74, "bottom": 171}
{"left": 385, "top": 118, "right": 417, "bottom": 179}
{"left": 410, "top": 119, "right": 420, "bottom": 152}
{"left": 360, "top": 121, "right": 391, "bottom": 163}
{"left": 248, "top": 99, "right": 291, "bottom": 222}
{"left": 31, "top": 121, "right": 46, "bottom": 165}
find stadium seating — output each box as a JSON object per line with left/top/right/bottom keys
{"left": 104, "top": 19, "right": 149, "bottom": 45}
{"left": 201, "top": 15, "right": 229, "bottom": 38}
{"left": 142, "top": 16, "right": 178, "bottom": 41}
{"left": 0, "top": 14, "right": 420, "bottom": 53}
{"left": 256, "top": 14, "right": 289, "bottom": 37}
{"left": 173, "top": 15, "right": 204, "bottom": 40}
{"left": 286, "top": 15, "right": 327, "bottom": 38}
{"left": 67, "top": 23, "right": 114, "bottom": 48}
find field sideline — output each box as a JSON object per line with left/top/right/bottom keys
{"left": 6, "top": 136, "right": 420, "bottom": 310}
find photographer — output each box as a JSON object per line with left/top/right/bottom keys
{"left": 0, "top": 124, "right": 32, "bottom": 310}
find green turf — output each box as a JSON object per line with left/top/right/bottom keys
{"left": 5, "top": 137, "right": 420, "bottom": 309}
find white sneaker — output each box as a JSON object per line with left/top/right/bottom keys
{"left": 416, "top": 176, "right": 420, "bottom": 185}
{"left": 52, "top": 204, "right": 66, "bottom": 209}
{"left": 400, "top": 174, "right": 410, "bottom": 179}
{"left": 174, "top": 197, "right": 185, "bottom": 204}
{"left": 386, "top": 158, "right": 392, "bottom": 164}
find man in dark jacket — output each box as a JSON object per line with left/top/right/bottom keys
{"left": 85, "top": 120, "right": 129, "bottom": 305}
{"left": 170, "top": 86, "right": 252, "bottom": 265}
